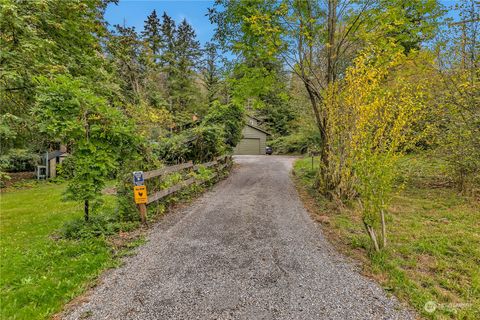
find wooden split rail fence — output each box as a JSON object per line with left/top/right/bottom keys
{"left": 134, "top": 155, "right": 233, "bottom": 224}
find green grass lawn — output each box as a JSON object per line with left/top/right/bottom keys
{"left": 0, "top": 182, "right": 117, "bottom": 319}
{"left": 294, "top": 155, "right": 480, "bottom": 319}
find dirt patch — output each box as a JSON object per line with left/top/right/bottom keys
{"left": 107, "top": 228, "right": 146, "bottom": 252}
{"left": 101, "top": 187, "right": 117, "bottom": 195}
{"left": 1, "top": 172, "right": 35, "bottom": 191}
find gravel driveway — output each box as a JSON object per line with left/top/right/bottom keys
{"left": 63, "top": 156, "right": 414, "bottom": 320}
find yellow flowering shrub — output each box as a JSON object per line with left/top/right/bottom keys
{"left": 324, "top": 44, "right": 434, "bottom": 250}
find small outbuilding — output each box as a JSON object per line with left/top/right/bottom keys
{"left": 234, "top": 116, "right": 270, "bottom": 155}
{"left": 36, "top": 146, "right": 69, "bottom": 179}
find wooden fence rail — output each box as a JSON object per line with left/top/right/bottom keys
{"left": 134, "top": 155, "right": 232, "bottom": 223}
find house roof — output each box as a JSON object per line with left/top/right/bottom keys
{"left": 47, "top": 150, "right": 68, "bottom": 160}
{"left": 246, "top": 123, "right": 271, "bottom": 135}
{"left": 246, "top": 114, "right": 263, "bottom": 122}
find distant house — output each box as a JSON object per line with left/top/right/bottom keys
{"left": 47, "top": 150, "right": 69, "bottom": 178}
{"left": 234, "top": 115, "right": 270, "bottom": 155}
{"left": 36, "top": 146, "right": 69, "bottom": 179}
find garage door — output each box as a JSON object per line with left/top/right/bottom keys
{"left": 235, "top": 138, "right": 261, "bottom": 155}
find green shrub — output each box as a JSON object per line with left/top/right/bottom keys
{"left": 189, "top": 124, "right": 226, "bottom": 163}
{"left": 194, "top": 166, "right": 216, "bottom": 182}
{"left": 56, "top": 155, "right": 75, "bottom": 179}
{"left": 203, "top": 101, "right": 245, "bottom": 149}
{"left": 0, "top": 171, "right": 11, "bottom": 188}
{"left": 155, "top": 124, "right": 225, "bottom": 164}
{"left": 155, "top": 132, "right": 193, "bottom": 164}
{"left": 156, "top": 101, "right": 244, "bottom": 164}
{"left": 61, "top": 214, "right": 139, "bottom": 240}
{"left": 0, "top": 149, "right": 40, "bottom": 172}
{"left": 62, "top": 215, "right": 118, "bottom": 239}
{"left": 270, "top": 128, "right": 321, "bottom": 154}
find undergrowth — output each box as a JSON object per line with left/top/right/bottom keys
{"left": 293, "top": 154, "right": 480, "bottom": 319}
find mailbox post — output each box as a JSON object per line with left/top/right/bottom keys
{"left": 133, "top": 171, "right": 148, "bottom": 224}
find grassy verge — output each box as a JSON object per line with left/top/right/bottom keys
{"left": 293, "top": 155, "right": 480, "bottom": 319}
{"left": 0, "top": 182, "right": 142, "bottom": 319}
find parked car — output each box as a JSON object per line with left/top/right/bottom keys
{"left": 265, "top": 146, "right": 273, "bottom": 155}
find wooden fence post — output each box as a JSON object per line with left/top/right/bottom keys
{"left": 215, "top": 157, "right": 222, "bottom": 179}
{"left": 138, "top": 203, "right": 147, "bottom": 225}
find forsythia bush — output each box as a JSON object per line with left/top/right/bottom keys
{"left": 324, "top": 45, "right": 433, "bottom": 250}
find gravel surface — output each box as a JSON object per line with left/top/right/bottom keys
{"left": 63, "top": 156, "right": 414, "bottom": 320}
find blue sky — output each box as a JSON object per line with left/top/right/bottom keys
{"left": 105, "top": 0, "right": 216, "bottom": 45}
{"left": 105, "top": 0, "right": 461, "bottom": 47}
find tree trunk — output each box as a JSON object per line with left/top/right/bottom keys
{"left": 305, "top": 81, "right": 324, "bottom": 136}
{"left": 364, "top": 221, "right": 380, "bottom": 252}
{"left": 324, "top": 0, "right": 336, "bottom": 175}
{"left": 84, "top": 200, "right": 89, "bottom": 222}
{"left": 296, "top": 0, "right": 335, "bottom": 194}
{"left": 326, "top": 0, "right": 337, "bottom": 84}
{"left": 304, "top": 84, "right": 330, "bottom": 191}
{"left": 381, "top": 208, "right": 387, "bottom": 248}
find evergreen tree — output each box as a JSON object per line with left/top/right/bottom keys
{"left": 158, "top": 12, "right": 178, "bottom": 112}
{"left": 176, "top": 18, "right": 201, "bottom": 72}
{"left": 202, "top": 42, "right": 222, "bottom": 105}
{"left": 171, "top": 19, "right": 202, "bottom": 111}
{"left": 108, "top": 25, "right": 145, "bottom": 102}
{"left": 141, "top": 9, "right": 163, "bottom": 58}
{"left": 159, "top": 12, "right": 176, "bottom": 68}
{"left": 158, "top": 15, "right": 202, "bottom": 115}
{"left": 140, "top": 10, "right": 166, "bottom": 107}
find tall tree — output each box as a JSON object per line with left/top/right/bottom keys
{"left": 164, "top": 17, "right": 202, "bottom": 113}
{"left": 202, "top": 42, "right": 222, "bottom": 105}
{"left": 0, "top": 0, "right": 138, "bottom": 219}
{"left": 141, "top": 9, "right": 163, "bottom": 58}
{"left": 176, "top": 19, "right": 201, "bottom": 70}
{"left": 108, "top": 25, "right": 145, "bottom": 102}
{"left": 434, "top": 0, "right": 479, "bottom": 192}
{"left": 159, "top": 12, "right": 176, "bottom": 69}
{"left": 34, "top": 75, "right": 136, "bottom": 221}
